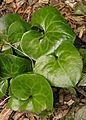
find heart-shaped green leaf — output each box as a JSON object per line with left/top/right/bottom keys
{"left": 21, "top": 6, "right": 76, "bottom": 60}
{"left": 34, "top": 41, "right": 83, "bottom": 87}
{"left": 8, "top": 21, "right": 31, "bottom": 43}
{"left": 0, "top": 13, "right": 21, "bottom": 35}
{"left": 0, "top": 54, "right": 32, "bottom": 78}
{"left": 7, "top": 73, "right": 53, "bottom": 114}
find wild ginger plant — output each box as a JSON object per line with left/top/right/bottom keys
{"left": 0, "top": 6, "right": 83, "bottom": 115}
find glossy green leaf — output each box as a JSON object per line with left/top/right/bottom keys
{"left": 0, "top": 78, "right": 8, "bottom": 97}
{"left": 78, "top": 74, "right": 86, "bottom": 86}
{"left": 21, "top": 6, "right": 76, "bottom": 60}
{"left": 8, "top": 21, "right": 31, "bottom": 43}
{"left": 34, "top": 41, "right": 83, "bottom": 88}
{"left": 0, "top": 54, "right": 32, "bottom": 78}
{"left": 7, "top": 73, "right": 53, "bottom": 114}
{"left": 0, "top": 13, "right": 31, "bottom": 44}
{"left": 0, "top": 13, "right": 21, "bottom": 35}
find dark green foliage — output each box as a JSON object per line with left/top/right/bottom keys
{"left": 0, "top": 13, "right": 31, "bottom": 44}
{"left": 0, "top": 6, "right": 84, "bottom": 115}
{"left": 0, "top": 54, "right": 32, "bottom": 78}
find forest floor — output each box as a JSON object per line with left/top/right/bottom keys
{"left": 0, "top": 0, "right": 86, "bottom": 120}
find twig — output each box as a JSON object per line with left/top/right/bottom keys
{"left": 0, "top": 97, "right": 10, "bottom": 106}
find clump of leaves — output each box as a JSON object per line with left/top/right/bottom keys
{"left": 0, "top": 6, "right": 84, "bottom": 116}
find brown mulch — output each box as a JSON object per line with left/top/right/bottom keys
{"left": 0, "top": 0, "right": 86, "bottom": 120}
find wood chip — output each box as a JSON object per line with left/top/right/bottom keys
{"left": 4, "top": 0, "right": 14, "bottom": 4}
{"left": 15, "top": 0, "right": 21, "bottom": 2}
{"left": 39, "top": 0, "right": 49, "bottom": 4}
{"left": 64, "top": 94, "right": 72, "bottom": 102}
{"left": 65, "top": 99, "right": 75, "bottom": 106}
{"left": 81, "top": 98, "right": 86, "bottom": 104}
{"left": 23, "top": 118, "right": 29, "bottom": 120}
{"left": 26, "top": 112, "right": 35, "bottom": 120}
{"left": 13, "top": 112, "right": 25, "bottom": 120}
{"left": 0, "top": 97, "right": 10, "bottom": 106}
{"left": 53, "top": 109, "right": 69, "bottom": 120}
{"left": 79, "top": 25, "right": 86, "bottom": 38}
{"left": 59, "top": 89, "right": 64, "bottom": 105}
{"left": 0, "top": 108, "right": 12, "bottom": 120}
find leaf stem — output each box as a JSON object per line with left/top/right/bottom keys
{"left": 4, "top": 41, "right": 35, "bottom": 68}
